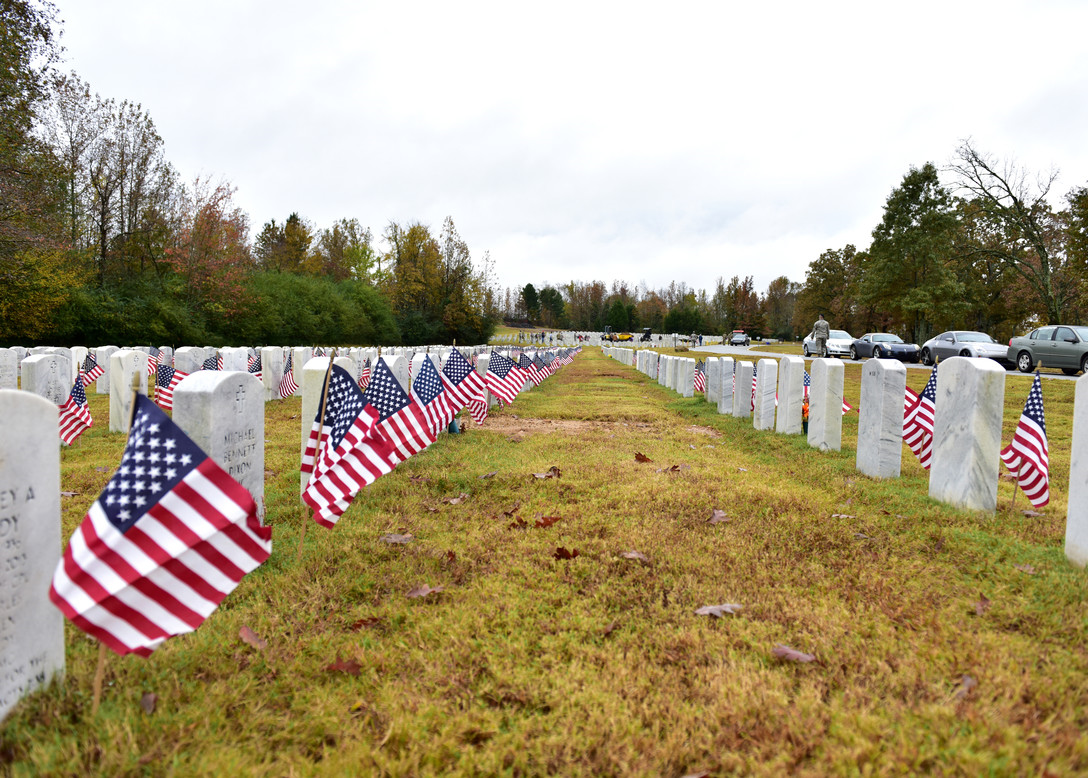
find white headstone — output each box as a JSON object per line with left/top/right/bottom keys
{"left": 733, "top": 361, "right": 753, "bottom": 419}
{"left": 808, "top": 358, "right": 844, "bottom": 451}
{"left": 0, "top": 349, "right": 17, "bottom": 390}
{"left": 679, "top": 358, "right": 696, "bottom": 398}
{"left": 1066, "top": 374, "right": 1088, "bottom": 566}
{"left": 380, "top": 355, "right": 410, "bottom": 395}
{"left": 705, "top": 357, "right": 721, "bottom": 404}
{"left": 108, "top": 349, "right": 149, "bottom": 433}
{"left": 300, "top": 357, "right": 332, "bottom": 494}
{"left": 775, "top": 357, "right": 804, "bottom": 435}
{"left": 173, "top": 371, "right": 265, "bottom": 517}
{"left": 717, "top": 357, "right": 735, "bottom": 415}
{"left": 20, "top": 354, "right": 71, "bottom": 406}
{"left": 856, "top": 359, "right": 906, "bottom": 479}
{"left": 928, "top": 357, "right": 1005, "bottom": 512}
{"left": 753, "top": 359, "right": 778, "bottom": 431}
{"left": 173, "top": 346, "right": 204, "bottom": 376}
{"left": 71, "top": 347, "right": 88, "bottom": 383}
{"left": 0, "top": 390, "right": 65, "bottom": 721}
{"left": 94, "top": 346, "right": 118, "bottom": 394}
{"left": 220, "top": 347, "right": 249, "bottom": 372}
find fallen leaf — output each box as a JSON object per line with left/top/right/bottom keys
{"left": 445, "top": 550, "right": 456, "bottom": 563}
{"left": 620, "top": 550, "right": 648, "bottom": 561}
{"left": 140, "top": 692, "right": 157, "bottom": 714}
{"left": 1014, "top": 563, "right": 1037, "bottom": 575}
{"left": 737, "top": 467, "right": 748, "bottom": 472}
{"left": 975, "top": 593, "right": 991, "bottom": 616}
{"left": 409, "top": 475, "right": 430, "bottom": 483}
{"left": 999, "top": 472, "right": 1016, "bottom": 481}
{"left": 442, "top": 493, "right": 469, "bottom": 505}
{"left": 478, "top": 471, "right": 497, "bottom": 479}
{"left": 854, "top": 532, "right": 871, "bottom": 540}
{"left": 424, "top": 506, "right": 439, "bottom": 514}
{"left": 708, "top": 509, "right": 729, "bottom": 524}
{"left": 507, "top": 517, "right": 528, "bottom": 529}
{"left": 831, "top": 514, "right": 856, "bottom": 519}
{"left": 1022, "top": 509, "right": 1043, "bottom": 517}
{"left": 695, "top": 604, "right": 742, "bottom": 618}
{"left": 635, "top": 452, "right": 653, "bottom": 463}
{"left": 879, "top": 509, "right": 891, "bottom": 515}
{"left": 326, "top": 657, "right": 362, "bottom": 676}
{"left": 534, "top": 514, "right": 562, "bottom": 528}
{"left": 954, "top": 674, "right": 978, "bottom": 700}
{"left": 60, "top": 491, "right": 79, "bottom": 497}
{"left": 501, "top": 502, "right": 521, "bottom": 517}
{"left": 554, "top": 547, "right": 580, "bottom": 560}
{"left": 95, "top": 466, "right": 111, "bottom": 473}
{"left": 380, "top": 533, "right": 413, "bottom": 545}
{"left": 602, "top": 622, "right": 619, "bottom": 637}
{"left": 238, "top": 626, "right": 267, "bottom": 651}
{"left": 772, "top": 644, "right": 815, "bottom": 663}
{"left": 689, "top": 445, "right": 696, "bottom": 450}
{"left": 406, "top": 584, "right": 445, "bottom": 599}
{"left": 681, "top": 772, "right": 710, "bottom": 778}
{"left": 350, "top": 617, "right": 382, "bottom": 631}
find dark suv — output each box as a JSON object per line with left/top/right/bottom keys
{"left": 729, "top": 331, "right": 750, "bottom": 346}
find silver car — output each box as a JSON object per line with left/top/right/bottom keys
{"left": 802, "top": 329, "right": 853, "bottom": 358}
{"left": 920, "top": 331, "right": 1010, "bottom": 366}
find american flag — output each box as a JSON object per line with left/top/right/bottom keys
{"left": 904, "top": 366, "right": 938, "bottom": 469}
{"left": 278, "top": 353, "right": 299, "bottom": 399}
{"left": 751, "top": 366, "right": 758, "bottom": 411}
{"left": 358, "top": 358, "right": 371, "bottom": 391}
{"left": 154, "top": 366, "right": 187, "bottom": 411}
{"left": 82, "top": 353, "right": 104, "bottom": 386}
{"left": 803, "top": 370, "right": 853, "bottom": 415}
{"left": 694, "top": 361, "right": 706, "bottom": 393}
{"left": 48, "top": 395, "right": 272, "bottom": 657}
{"left": 440, "top": 348, "right": 486, "bottom": 410}
{"left": 520, "top": 354, "right": 544, "bottom": 387}
{"left": 533, "top": 354, "right": 549, "bottom": 381}
{"left": 362, "top": 358, "right": 435, "bottom": 463}
{"left": 58, "top": 374, "right": 93, "bottom": 445}
{"left": 485, "top": 351, "right": 523, "bottom": 405}
{"left": 1000, "top": 373, "right": 1049, "bottom": 507}
{"left": 412, "top": 356, "right": 456, "bottom": 436}
{"left": 301, "top": 365, "right": 396, "bottom": 527}
{"left": 202, "top": 354, "right": 220, "bottom": 371}
{"left": 247, "top": 354, "right": 262, "bottom": 382}
{"left": 148, "top": 347, "right": 161, "bottom": 376}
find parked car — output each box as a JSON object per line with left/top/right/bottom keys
{"left": 802, "top": 329, "right": 853, "bottom": 358}
{"left": 850, "top": 333, "right": 920, "bottom": 362}
{"left": 1007, "top": 325, "right": 1088, "bottom": 374}
{"left": 921, "top": 331, "right": 1011, "bottom": 366}
{"left": 729, "top": 330, "right": 750, "bottom": 346}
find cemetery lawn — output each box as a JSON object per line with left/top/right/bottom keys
{"left": 4, "top": 349, "right": 1087, "bottom": 776}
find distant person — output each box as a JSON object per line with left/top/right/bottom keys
{"left": 811, "top": 313, "right": 830, "bottom": 358}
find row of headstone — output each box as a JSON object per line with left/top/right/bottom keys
{"left": 612, "top": 346, "right": 1088, "bottom": 566}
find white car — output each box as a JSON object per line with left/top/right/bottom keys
{"left": 803, "top": 329, "right": 853, "bottom": 358}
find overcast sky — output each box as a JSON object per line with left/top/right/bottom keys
{"left": 56, "top": 0, "right": 1088, "bottom": 297}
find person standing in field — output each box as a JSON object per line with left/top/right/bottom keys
{"left": 811, "top": 313, "right": 830, "bottom": 358}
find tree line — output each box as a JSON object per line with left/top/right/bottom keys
{"left": 503, "top": 148, "right": 1087, "bottom": 343}
{"left": 0, "top": 2, "right": 497, "bottom": 347}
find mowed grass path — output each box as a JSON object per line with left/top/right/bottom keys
{"left": 4, "top": 349, "right": 1087, "bottom": 776}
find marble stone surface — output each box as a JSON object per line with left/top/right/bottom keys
{"left": 95, "top": 346, "right": 119, "bottom": 394}
{"left": 291, "top": 348, "right": 313, "bottom": 381}
{"left": 646, "top": 352, "right": 658, "bottom": 380}
{"left": 808, "top": 358, "right": 844, "bottom": 451}
{"left": 158, "top": 346, "right": 173, "bottom": 368}
{"left": 856, "top": 359, "right": 906, "bottom": 478}
{"left": 705, "top": 358, "right": 720, "bottom": 404}
{"left": 173, "top": 371, "right": 265, "bottom": 517}
{"left": 718, "top": 357, "right": 735, "bottom": 415}
{"left": 1066, "top": 374, "right": 1088, "bottom": 566}
{"left": 380, "top": 355, "right": 410, "bottom": 394}
{"left": 679, "top": 358, "right": 696, "bottom": 398}
{"left": 70, "top": 347, "right": 88, "bottom": 384}
{"left": 220, "top": 347, "right": 249, "bottom": 372}
{"left": 260, "top": 347, "right": 284, "bottom": 402}
{"left": 173, "top": 346, "right": 204, "bottom": 376}
{"left": 733, "top": 361, "right": 753, "bottom": 418}
{"left": 334, "top": 356, "right": 357, "bottom": 383}
{"left": 0, "top": 349, "right": 17, "bottom": 390}
{"left": 45, "top": 348, "right": 75, "bottom": 386}
{"left": 753, "top": 359, "right": 778, "bottom": 430}
{"left": 21, "top": 354, "right": 71, "bottom": 406}
{"left": 300, "top": 357, "right": 333, "bottom": 494}
{"left": 928, "top": 357, "right": 1005, "bottom": 512}
{"left": 776, "top": 357, "right": 804, "bottom": 435}
{"left": 657, "top": 355, "right": 669, "bottom": 386}
{"left": 108, "top": 349, "right": 149, "bottom": 433}
{"left": 0, "top": 391, "right": 65, "bottom": 721}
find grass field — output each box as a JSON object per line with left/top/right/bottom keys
{"left": 3, "top": 348, "right": 1086, "bottom": 776}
